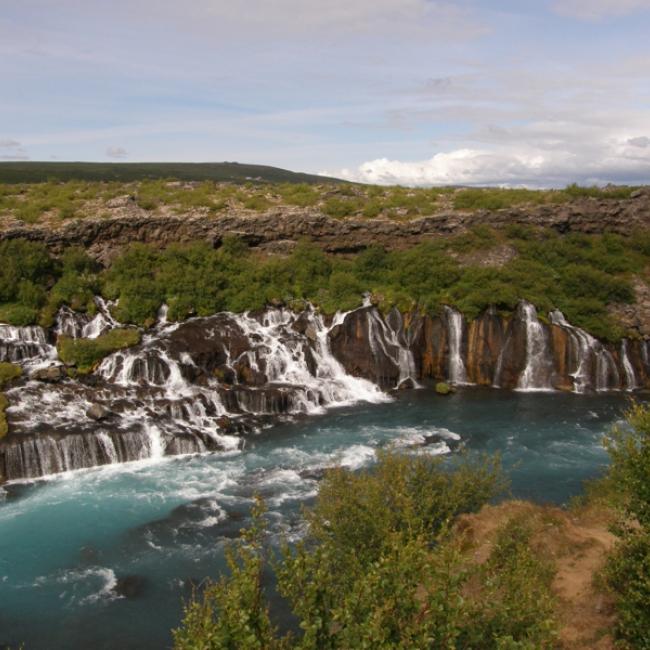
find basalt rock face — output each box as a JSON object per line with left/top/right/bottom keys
{"left": 0, "top": 300, "right": 648, "bottom": 483}
{"left": 2, "top": 192, "right": 650, "bottom": 262}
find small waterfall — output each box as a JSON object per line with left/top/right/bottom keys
{"left": 620, "top": 340, "right": 638, "bottom": 391}
{"left": 365, "top": 309, "right": 420, "bottom": 388}
{"left": 55, "top": 299, "right": 117, "bottom": 340}
{"left": 444, "top": 307, "right": 468, "bottom": 385}
{"left": 517, "top": 302, "right": 554, "bottom": 391}
{"left": 549, "top": 310, "right": 597, "bottom": 393}
{"left": 0, "top": 324, "right": 57, "bottom": 365}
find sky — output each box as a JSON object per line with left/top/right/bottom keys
{"left": 1, "top": 0, "right": 650, "bottom": 187}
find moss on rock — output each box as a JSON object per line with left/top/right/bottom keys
{"left": 57, "top": 328, "right": 141, "bottom": 374}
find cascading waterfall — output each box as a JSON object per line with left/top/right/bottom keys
{"left": 517, "top": 302, "right": 554, "bottom": 391}
{"left": 0, "top": 324, "right": 57, "bottom": 365}
{"left": 444, "top": 306, "right": 468, "bottom": 385}
{"left": 365, "top": 308, "right": 420, "bottom": 388}
{"left": 1, "top": 296, "right": 645, "bottom": 483}
{"left": 234, "top": 307, "right": 389, "bottom": 412}
{"left": 549, "top": 310, "right": 598, "bottom": 393}
{"left": 620, "top": 340, "right": 638, "bottom": 391}
{"left": 55, "top": 298, "right": 117, "bottom": 340}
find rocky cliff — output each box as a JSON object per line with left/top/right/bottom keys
{"left": 1, "top": 192, "right": 650, "bottom": 263}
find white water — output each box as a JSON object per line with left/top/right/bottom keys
{"left": 235, "top": 307, "right": 390, "bottom": 412}
{"left": 445, "top": 306, "right": 469, "bottom": 385}
{"left": 620, "top": 339, "right": 638, "bottom": 391}
{"left": 365, "top": 307, "right": 420, "bottom": 388}
{"left": 517, "top": 302, "right": 554, "bottom": 392}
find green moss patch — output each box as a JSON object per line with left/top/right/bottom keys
{"left": 0, "top": 393, "right": 9, "bottom": 438}
{"left": 0, "top": 362, "right": 22, "bottom": 388}
{"left": 57, "top": 328, "right": 141, "bottom": 374}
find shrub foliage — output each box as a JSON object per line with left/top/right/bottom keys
{"left": 173, "top": 452, "right": 558, "bottom": 649}
{"left": 0, "top": 224, "right": 646, "bottom": 341}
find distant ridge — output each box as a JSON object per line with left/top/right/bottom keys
{"left": 0, "top": 161, "right": 342, "bottom": 184}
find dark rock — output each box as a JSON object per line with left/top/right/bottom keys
{"left": 113, "top": 574, "right": 149, "bottom": 599}
{"left": 30, "top": 366, "right": 64, "bottom": 382}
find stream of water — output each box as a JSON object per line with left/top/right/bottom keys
{"left": 0, "top": 387, "right": 631, "bottom": 650}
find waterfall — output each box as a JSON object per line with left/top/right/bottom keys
{"left": 444, "top": 307, "right": 468, "bottom": 385}
{"left": 516, "top": 302, "right": 554, "bottom": 391}
{"left": 549, "top": 310, "right": 596, "bottom": 393}
{"left": 620, "top": 340, "right": 638, "bottom": 391}
{"left": 0, "top": 324, "right": 57, "bottom": 366}
{"left": 234, "top": 307, "right": 389, "bottom": 412}
{"left": 365, "top": 309, "right": 420, "bottom": 388}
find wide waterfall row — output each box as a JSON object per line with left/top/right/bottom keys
{"left": 1, "top": 299, "right": 649, "bottom": 482}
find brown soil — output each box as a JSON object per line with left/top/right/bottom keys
{"left": 454, "top": 500, "right": 618, "bottom": 649}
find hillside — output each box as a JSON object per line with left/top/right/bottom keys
{"left": 0, "top": 161, "right": 340, "bottom": 185}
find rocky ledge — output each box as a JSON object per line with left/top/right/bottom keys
{"left": 1, "top": 191, "right": 649, "bottom": 263}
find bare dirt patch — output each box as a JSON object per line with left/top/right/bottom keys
{"left": 455, "top": 500, "right": 617, "bottom": 649}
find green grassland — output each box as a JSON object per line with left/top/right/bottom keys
{"left": 0, "top": 176, "right": 642, "bottom": 226}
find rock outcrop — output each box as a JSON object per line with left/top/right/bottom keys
{"left": 1, "top": 193, "right": 649, "bottom": 263}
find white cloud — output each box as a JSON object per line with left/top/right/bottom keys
{"left": 337, "top": 134, "right": 650, "bottom": 188}
{"left": 552, "top": 0, "right": 650, "bottom": 20}
{"left": 106, "top": 146, "right": 128, "bottom": 159}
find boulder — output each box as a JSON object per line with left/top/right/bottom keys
{"left": 30, "top": 366, "right": 64, "bottom": 383}
{"left": 86, "top": 404, "right": 110, "bottom": 421}
{"left": 113, "top": 574, "right": 149, "bottom": 599}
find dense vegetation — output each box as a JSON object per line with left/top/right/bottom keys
{"left": 602, "top": 403, "right": 650, "bottom": 648}
{"left": 1, "top": 224, "right": 646, "bottom": 340}
{"left": 0, "top": 179, "right": 641, "bottom": 225}
{"left": 174, "top": 452, "right": 560, "bottom": 649}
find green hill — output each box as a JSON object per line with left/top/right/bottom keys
{"left": 0, "top": 161, "right": 341, "bottom": 184}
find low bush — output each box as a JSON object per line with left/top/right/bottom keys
{"left": 0, "top": 362, "right": 22, "bottom": 388}
{"left": 602, "top": 403, "right": 650, "bottom": 647}
{"left": 174, "top": 452, "right": 560, "bottom": 648}
{"left": 57, "top": 328, "right": 141, "bottom": 373}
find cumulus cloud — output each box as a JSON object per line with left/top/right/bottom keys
{"left": 0, "top": 138, "right": 29, "bottom": 160}
{"left": 552, "top": 0, "right": 650, "bottom": 20}
{"left": 337, "top": 135, "right": 650, "bottom": 188}
{"left": 106, "top": 146, "right": 128, "bottom": 159}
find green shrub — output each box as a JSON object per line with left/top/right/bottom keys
{"left": 602, "top": 403, "right": 650, "bottom": 647}
{"left": 174, "top": 452, "right": 562, "bottom": 649}
{"left": 0, "top": 393, "right": 8, "bottom": 438}
{"left": 57, "top": 328, "right": 141, "bottom": 373}
{"left": 0, "top": 362, "right": 21, "bottom": 388}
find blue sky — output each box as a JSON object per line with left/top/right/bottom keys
{"left": 1, "top": 0, "right": 650, "bottom": 186}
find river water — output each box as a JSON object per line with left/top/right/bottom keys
{"left": 0, "top": 387, "right": 631, "bottom": 649}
